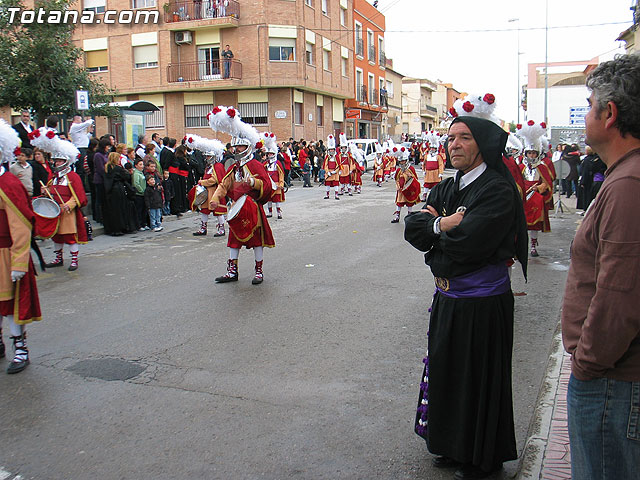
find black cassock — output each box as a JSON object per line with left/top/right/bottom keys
{"left": 405, "top": 167, "right": 521, "bottom": 472}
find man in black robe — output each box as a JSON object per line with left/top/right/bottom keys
{"left": 405, "top": 116, "right": 528, "bottom": 480}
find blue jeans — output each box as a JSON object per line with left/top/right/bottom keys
{"left": 568, "top": 374, "right": 640, "bottom": 479}
{"left": 149, "top": 208, "right": 162, "bottom": 229}
{"left": 162, "top": 201, "right": 171, "bottom": 216}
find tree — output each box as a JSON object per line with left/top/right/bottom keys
{"left": 0, "top": 0, "right": 118, "bottom": 124}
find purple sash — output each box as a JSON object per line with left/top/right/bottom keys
{"left": 593, "top": 172, "right": 605, "bottom": 182}
{"left": 435, "top": 263, "right": 511, "bottom": 298}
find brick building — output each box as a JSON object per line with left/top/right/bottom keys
{"left": 343, "top": 0, "right": 386, "bottom": 140}
{"left": 2, "top": 0, "right": 355, "bottom": 145}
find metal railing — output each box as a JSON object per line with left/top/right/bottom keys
{"left": 379, "top": 50, "right": 386, "bottom": 66}
{"left": 356, "top": 84, "right": 367, "bottom": 103}
{"left": 355, "top": 38, "right": 364, "bottom": 57}
{"left": 167, "top": 59, "right": 242, "bottom": 82}
{"left": 164, "top": 0, "right": 239, "bottom": 22}
{"left": 369, "top": 88, "right": 378, "bottom": 105}
{"left": 368, "top": 45, "right": 375, "bottom": 62}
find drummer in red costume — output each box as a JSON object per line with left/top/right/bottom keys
{"left": 30, "top": 127, "right": 87, "bottom": 271}
{"left": 262, "top": 132, "right": 285, "bottom": 219}
{"left": 208, "top": 106, "right": 275, "bottom": 285}
{"left": 421, "top": 131, "right": 445, "bottom": 201}
{"left": 391, "top": 147, "right": 420, "bottom": 223}
{"left": 373, "top": 143, "right": 384, "bottom": 187}
{"left": 185, "top": 134, "right": 227, "bottom": 237}
{"left": 349, "top": 143, "right": 365, "bottom": 194}
{"left": 337, "top": 133, "right": 354, "bottom": 196}
{"left": 0, "top": 119, "right": 41, "bottom": 374}
{"left": 517, "top": 121, "right": 554, "bottom": 257}
{"left": 323, "top": 135, "right": 340, "bottom": 200}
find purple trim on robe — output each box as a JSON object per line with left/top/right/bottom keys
{"left": 593, "top": 172, "right": 605, "bottom": 183}
{"left": 435, "top": 263, "right": 511, "bottom": 299}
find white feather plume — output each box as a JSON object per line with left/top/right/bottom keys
{"left": 30, "top": 127, "right": 80, "bottom": 162}
{"left": 184, "top": 133, "right": 225, "bottom": 157}
{"left": 0, "top": 119, "right": 21, "bottom": 164}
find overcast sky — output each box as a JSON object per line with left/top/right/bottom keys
{"left": 376, "top": 0, "right": 634, "bottom": 122}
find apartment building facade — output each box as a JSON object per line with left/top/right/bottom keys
{"left": 9, "top": 0, "right": 356, "bottom": 144}
{"left": 343, "top": 0, "right": 386, "bottom": 140}
{"left": 401, "top": 77, "right": 437, "bottom": 136}
{"left": 383, "top": 65, "right": 403, "bottom": 141}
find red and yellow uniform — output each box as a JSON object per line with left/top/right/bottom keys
{"left": 47, "top": 172, "right": 88, "bottom": 245}
{"left": 338, "top": 151, "right": 353, "bottom": 186}
{"left": 323, "top": 154, "right": 340, "bottom": 187}
{"left": 422, "top": 152, "right": 445, "bottom": 189}
{"left": 197, "top": 163, "right": 228, "bottom": 217}
{"left": 0, "top": 170, "right": 41, "bottom": 323}
{"left": 521, "top": 160, "right": 554, "bottom": 232}
{"left": 395, "top": 165, "right": 421, "bottom": 207}
{"left": 213, "top": 159, "right": 275, "bottom": 249}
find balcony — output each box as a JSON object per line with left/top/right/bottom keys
{"left": 378, "top": 50, "right": 386, "bottom": 66}
{"left": 369, "top": 88, "right": 378, "bottom": 106}
{"left": 167, "top": 59, "right": 242, "bottom": 82}
{"left": 368, "top": 45, "right": 375, "bottom": 62}
{"left": 420, "top": 104, "right": 438, "bottom": 117}
{"left": 164, "top": 0, "right": 239, "bottom": 25}
{"left": 355, "top": 38, "right": 364, "bottom": 57}
{"left": 356, "top": 84, "right": 367, "bottom": 103}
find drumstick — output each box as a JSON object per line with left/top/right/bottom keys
{"left": 39, "top": 181, "right": 55, "bottom": 201}
{"left": 53, "top": 189, "right": 69, "bottom": 213}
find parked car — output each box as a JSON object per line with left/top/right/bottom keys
{"left": 347, "top": 139, "right": 379, "bottom": 171}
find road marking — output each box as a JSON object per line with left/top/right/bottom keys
{"left": 0, "top": 468, "right": 13, "bottom": 479}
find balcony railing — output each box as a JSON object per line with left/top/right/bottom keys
{"left": 369, "top": 88, "right": 378, "bottom": 105}
{"left": 378, "top": 50, "right": 386, "bottom": 66}
{"left": 164, "top": 0, "right": 239, "bottom": 22}
{"left": 356, "top": 84, "right": 367, "bottom": 103}
{"left": 420, "top": 104, "right": 438, "bottom": 116}
{"left": 355, "top": 38, "right": 364, "bottom": 57}
{"left": 368, "top": 45, "right": 375, "bottom": 62}
{"left": 379, "top": 91, "right": 388, "bottom": 108}
{"left": 167, "top": 59, "right": 242, "bottom": 82}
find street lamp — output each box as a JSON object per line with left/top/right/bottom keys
{"left": 508, "top": 18, "right": 521, "bottom": 124}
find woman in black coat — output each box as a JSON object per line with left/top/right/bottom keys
{"left": 103, "top": 152, "right": 137, "bottom": 235}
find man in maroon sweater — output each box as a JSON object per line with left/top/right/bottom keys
{"left": 561, "top": 53, "right": 640, "bottom": 480}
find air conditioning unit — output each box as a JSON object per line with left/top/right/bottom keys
{"left": 175, "top": 31, "right": 192, "bottom": 45}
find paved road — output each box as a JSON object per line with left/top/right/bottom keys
{"left": 0, "top": 179, "right": 574, "bottom": 479}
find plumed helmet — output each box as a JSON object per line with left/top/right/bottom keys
{"left": 0, "top": 119, "right": 22, "bottom": 165}
{"left": 30, "top": 127, "right": 80, "bottom": 171}
{"left": 449, "top": 92, "right": 499, "bottom": 125}
{"left": 326, "top": 134, "right": 336, "bottom": 150}
{"left": 184, "top": 134, "right": 225, "bottom": 163}
{"left": 262, "top": 131, "right": 278, "bottom": 154}
{"left": 516, "top": 120, "right": 548, "bottom": 154}
{"left": 208, "top": 105, "right": 260, "bottom": 163}
{"left": 339, "top": 132, "right": 348, "bottom": 147}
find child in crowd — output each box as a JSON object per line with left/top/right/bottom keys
{"left": 145, "top": 159, "right": 162, "bottom": 185}
{"left": 161, "top": 170, "right": 174, "bottom": 216}
{"left": 144, "top": 175, "right": 164, "bottom": 232}
{"left": 10, "top": 147, "right": 34, "bottom": 196}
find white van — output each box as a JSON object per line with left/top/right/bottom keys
{"left": 347, "top": 139, "right": 379, "bottom": 171}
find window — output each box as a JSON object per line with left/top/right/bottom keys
{"left": 305, "top": 42, "right": 314, "bottom": 65}
{"left": 368, "top": 73, "right": 376, "bottom": 104}
{"left": 386, "top": 80, "right": 393, "bottom": 99}
{"left": 133, "top": 45, "right": 158, "bottom": 69}
{"left": 294, "top": 102, "right": 303, "bottom": 125}
{"left": 198, "top": 45, "right": 220, "bottom": 79}
{"left": 238, "top": 103, "right": 268, "bottom": 125}
{"left": 321, "top": 0, "right": 327, "bottom": 14}
{"left": 146, "top": 107, "right": 165, "bottom": 128}
{"left": 378, "top": 37, "right": 384, "bottom": 65}
{"left": 84, "top": 0, "right": 105, "bottom": 13}
{"left": 86, "top": 50, "right": 108, "bottom": 72}
{"left": 269, "top": 38, "right": 296, "bottom": 61}
{"left": 323, "top": 50, "right": 330, "bottom": 71}
{"left": 340, "top": 7, "right": 346, "bottom": 26}
{"left": 304, "top": 0, "right": 312, "bottom": 6}
{"left": 185, "top": 104, "right": 213, "bottom": 127}
{"left": 132, "top": 0, "right": 156, "bottom": 8}
{"left": 367, "top": 30, "right": 374, "bottom": 61}
{"left": 355, "top": 23, "right": 363, "bottom": 57}
{"left": 317, "top": 106, "right": 323, "bottom": 126}
{"left": 341, "top": 57, "right": 347, "bottom": 77}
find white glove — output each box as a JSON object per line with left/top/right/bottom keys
{"left": 11, "top": 270, "right": 26, "bottom": 282}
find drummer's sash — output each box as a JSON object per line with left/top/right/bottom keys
{"left": 434, "top": 263, "right": 511, "bottom": 299}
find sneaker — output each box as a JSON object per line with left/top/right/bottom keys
{"left": 138, "top": 227, "right": 147, "bottom": 232}
{"left": 153, "top": 226, "right": 163, "bottom": 232}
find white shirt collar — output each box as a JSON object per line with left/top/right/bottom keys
{"left": 459, "top": 162, "right": 487, "bottom": 190}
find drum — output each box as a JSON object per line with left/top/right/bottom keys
{"left": 32, "top": 197, "right": 61, "bottom": 239}
{"left": 227, "top": 195, "right": 259, "bottom": 242}
{"left": 187, "top": 185, "right": 209, "bottom": 210}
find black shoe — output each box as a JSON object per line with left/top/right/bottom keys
{"left": 454, "top": 464, "right": 501, "bottom": 480}
{"left": 193, "top": 230, "right": 207, "bottom": 236}
{"left": 7, "top": 358, "right": 29, "bottom": 374}
{"left": 432, "top": 456, "right": 462, "bottom": 469}
{"left": 215, "top": 274, "right": 238, "bottom": 283}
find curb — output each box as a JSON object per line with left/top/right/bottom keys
{"left": 517, "top": 324, "right": 571, "bottom": 479}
